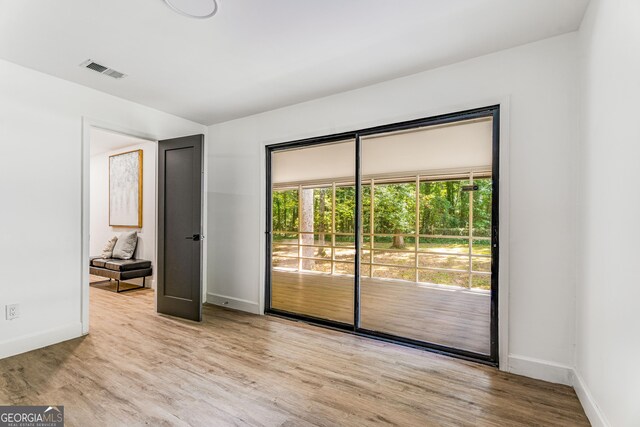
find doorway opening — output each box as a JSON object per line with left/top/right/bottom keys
{"left": 82, "top": 122, "right": 206, "bottom": 333}
{"left": 88, "top": 127, "right": 157, "bottom": 294}
{"left": 266, "top": 106, "right": 500, "bottom": 365}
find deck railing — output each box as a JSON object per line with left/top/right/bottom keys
{"left": 272, "top": 171, "right": 492, "bottom": 290}
{"left": 272, "top": 231, "right": 491, "bottom": 289}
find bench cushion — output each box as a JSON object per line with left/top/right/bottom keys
{"left": 91, "top": 258, "right": 107, "bottom": 268}
{"left": 104, "top": 259, "right": 151, "bottom": 272}
{"left": 90, "top": 258, "right": 151, "bottom": 271}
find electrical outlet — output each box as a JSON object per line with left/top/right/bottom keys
{"left": 6, "top": 304, "right": 19, "bottom": 320}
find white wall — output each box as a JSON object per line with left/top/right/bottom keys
{"left": 90, "top": 138, "right": 157, "bottom": 289}
{"left": 0, "top": 58, "right": 206, "bottom": 359}
{"left": 575, "top": 0, "right": 640, "bottom": 425}
{"left": 207, "top": 33, "right": 580, "bottom": 378}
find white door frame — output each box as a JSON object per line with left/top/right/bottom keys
{"left": 81, "top": 117, "right": 209, "bottom": 334}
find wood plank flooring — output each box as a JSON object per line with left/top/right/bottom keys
{"left": 0, "top": 287, "right": 589, "bottom": 426}
{"left": 272, "top": 270, "right": 491, "bottom": 354}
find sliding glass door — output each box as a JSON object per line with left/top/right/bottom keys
{"left": 269, "top": 139, "right": 356, "bottom": 325}
{"left": 266, "top": 107, "right": 499, "bottom": 364}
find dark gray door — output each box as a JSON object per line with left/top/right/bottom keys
{"left": 157, "top": 134, "right": 204, "bottom": 321}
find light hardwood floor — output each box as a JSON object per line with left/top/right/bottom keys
{"left": 0, "top": 287, "right": 588, "bottom": 426}
{"left": 272, "top": 270, "right": 491, "bottom": 354}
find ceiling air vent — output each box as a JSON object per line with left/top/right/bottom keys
{"left": 79, "top": 59, "right": 127, "bottom": 79}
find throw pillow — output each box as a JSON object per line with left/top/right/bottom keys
{"left": 100, "top": 235, "right": 119, "bottom": 258}
{"left": 112, "top": 231, "right": 138, "bottom": 260}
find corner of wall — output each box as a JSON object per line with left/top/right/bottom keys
{"left": 206, "top": 293, "right": 261, "bottom": 315}
{"left": 507, "top": 354, "right": 573, "bottom": 386}
{"left": 507, "top": 354, "right": 611, "bottom": 426}
{"left": 572, "top": 368, "right": 611, "bottom": 427}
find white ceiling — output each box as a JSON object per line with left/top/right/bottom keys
{"left": 0, "top": 0, "right": 589, "bottom": 125}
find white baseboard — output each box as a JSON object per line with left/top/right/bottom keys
{"left": 0, "top": 322, "right": 83, "bottom": 360}
{"left": 206, "top": 293, "right": 261, "bottom": 314}
{"left": 573, "top": 369, "right": 610, "bottom": 427}
{"left": 508, "top": 354, "right": 573, "bottom": 386}
{"left": 508, "top": 356, "right": 609, "bottom": 426}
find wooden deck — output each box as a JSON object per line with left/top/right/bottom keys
{"left": 272, "top": 270, "right": 491, "bottom": 354}
{"left": 0, "top": 286, "right": 588, "bottom": 426}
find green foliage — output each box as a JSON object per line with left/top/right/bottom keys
{"left": 335, "top": 186, "right": 356, "bottom": 232}
{"left": 373, "top": 183, "right": 416, "bottom": 233}
{"left": 313, "top": 188, "right": 332, "bottom": 234}
{"left": 419, "top": 181, "right": 467, "bottom": 235}
{"left": 272, "top": 189, "right": 298, "bottom": 231}
{"left": 472, "top": 179, "right": 492, "bottom": 237}
{"left": 419, "top": 179, "right": 492, "bottom": 236}
{"left": 272, "top": 178, "right": 492, "bottom": 237}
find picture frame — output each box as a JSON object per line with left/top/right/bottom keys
{"left": 109, "top": 149, "right": 143, "bottom": 228}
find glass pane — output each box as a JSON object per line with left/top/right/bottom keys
{"left": 301, "top": 260, "right": 332, "bottom": 274}
{"left": 334, "top": 247, "right": 355, "bottom": 262}
{"left": 335, "top": 185, "right": 355, "bottom": 234}
{"left": 419, "top": 237, "right": 469, "bottom": 254}
{"left": 472, "top": 255, "right": 491, "bottom": 273}
{"left": 371, "top": 265, "right": 414, "bottom": 281}
{"left": 360, "top": 117, "right": 493, "bottom": 356}
{"left": 271, "top": 140, "right": 355, "bottom": 325}
{"left": 271, "top": 189, "right": 298, "bottom": 231}
{"left": 361, "top": 264, "right": 371, "bottom": 278}
{"left": 299, "top": 233, "right": 332, "bottom": 246}
{"left": 418, "top": 270, "right": 469, "bottom": 287}
{"left": 472, "top": 238, "right": 491, "bottom": 255}
{"left": 419, "top": 180, "right": 469, "bottom": 236}
{"left": 272, "top": 257, "right": 297, "bottom": 270}
{"left": 299, "top": 246, "right": 332, "bottom": 260}
{"left": 362, "top": 235, "right": 372, "bottom": 249}
{"left": 334, "top": 262, "right": 354, "bottom": 276}
{"left": 418, "top": 253, "right": 469, "bottom": 271}
{"left": 272, "top": 232, "right": 298, "bottom": 243}
{"left": 372, "top": 235, "right": 416, "bottom": 250}
{"left": 472, "top": 274, "right": 491, "bottom": 290}
{"left": 373, "top": 182, "right": 416, "bottom": 235}
{"left": 362, "top": 184, "right": 371, "bottom": 236}
{"left": 272, "top": 243, "right": 298, "bottom": 258}
{"left": 335, "top": 234, "right": 356, "bottom": 247}
{"left": 373, "top": 250, "right": 415, "bottom": 267}
{"left": 299, "top": 187, "right": 332, "bottom": 233}
{"left": 472, "top": 178, "right": 492, "bottom": 238}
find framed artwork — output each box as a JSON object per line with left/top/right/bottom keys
{"left": 109, "top": 149, "right": 143, "bottom": 228}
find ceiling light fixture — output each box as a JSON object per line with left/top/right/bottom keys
{"left": 163, "top": 0, "right": 218, "bottom": 19}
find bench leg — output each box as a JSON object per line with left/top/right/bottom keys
{"left": 116, "top": 277, "right": 147, "bottom": 293}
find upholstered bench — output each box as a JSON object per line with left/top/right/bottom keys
{"left": 90, "top": 257, "right": 152, "bottom": 293}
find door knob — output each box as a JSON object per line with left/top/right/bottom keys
{"left": 185, "top": 234, "right": 202, "bottom": 241}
